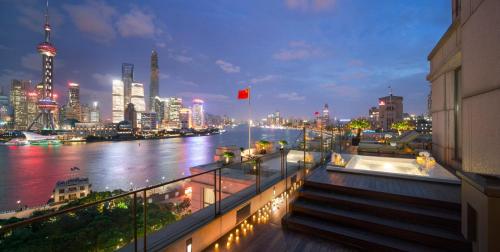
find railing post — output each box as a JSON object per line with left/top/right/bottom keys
{"left": 133, "top": 192, "right": 137, "bottom": 252}
{"left": 143, "top": 190, "right": 147, "bottom": 252}
{"left": 320, "top": 126, "right": 324, "bottom": 164}
{"left": 218, "top": 168, "right": 221, "bottom": 215}
{"left": 280, "top": 148, "right": 284, "bottom": 179}
{"left": 214, "top": 170, "right": 217, "bottom": 216}
{"left": 303, "top": 127, "right": 306, "bottom": 179}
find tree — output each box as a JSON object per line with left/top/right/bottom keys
{"left": 348, "top": 119, "right": 371, "bottom": 146}
{"left": 391, "top": 120, "right": 415, "bottom": 135}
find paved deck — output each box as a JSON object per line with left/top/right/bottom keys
{"left": 203, "top": 188, "right": 356, "bottom": 252}
{"left": 307, "top": 168, "right": 461, "bottom": 204}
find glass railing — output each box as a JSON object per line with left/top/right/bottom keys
{"left": 0, "top": 149, "right": 304, "bottom": 252}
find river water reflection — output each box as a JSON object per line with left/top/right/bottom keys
{"left": 0, "top": 126, "right": 300, "bottom": 211}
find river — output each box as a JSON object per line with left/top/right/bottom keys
{"left": 0, "top": 126, "right": 300, "bottom": 211}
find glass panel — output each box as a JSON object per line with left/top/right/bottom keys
{"left": 0, "top": 194, "right": 134, "bottom": 251}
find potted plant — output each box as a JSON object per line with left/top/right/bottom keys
{"left": 223, "top": 151, "right": 235, "bottom": 164}
{"left": 348, "top": 119, "right": 371, "bottom": 146}
{"left": 278, "top": 140, "right": 288, "bottom": 150}
{"left": 256, "top": 140, "right": 271, "bottom": 154}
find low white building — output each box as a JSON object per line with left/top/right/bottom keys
{"left": 52, "top": 177, "right": 92, "bottom": 203}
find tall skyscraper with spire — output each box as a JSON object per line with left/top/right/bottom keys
{"left": 122, "top": 63, "right": 134, "bottom": 110}
{"left": 28, "top": 0, "right": 58, "bottom": 131}
{"left": 149, "top": 50, "right": 159, "bottom": 112}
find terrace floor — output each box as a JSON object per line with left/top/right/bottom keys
{"left": 202, "top": 182, "right": 356, "bottom": 252}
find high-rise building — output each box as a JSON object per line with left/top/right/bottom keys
{"left": 80, "top": 104, "right": 90, "bottom": 123}
{"left": 26, "top": 90, "right": 38, "bottom": 127}
{"left": 112, "top": 80, "right": 124, "bottom": 123}
{"left": 29, "top": 1, "right": 58, "bottom": 131}
{"left": 10, "top": 79, "right": 30, "bottom": 130}
{"left": 0, "top": 86, "right": 12, "bottom": 128}
{"left": 141, "top": 112, "right": 157, "bottom": 130}
{"left": 322, "top": 103, "right": 330, "bottom": 128}
{"left": 66, "top": 83, "right": 81, "bottom": 121}
{"left": 164, "top": 97, "right": 182, "bottom": 129}
{"left": 90, "top": 102, "right": 100, "bottom": 123}
{"left": 130, "top": 83, "right": 145, "bottom": 113}
{"left": 149, "top": 50, "right": 159, "bottom": 112}
{"left": 192, "top": 99, "right": 205, "bottom": 129}
{"left": 368, "top": 106, "right": 380, "bottom": 129}
{"left": 124, "top": 103, "right": 137, "bottom": 130}
{"left": 378, "top": 94, "right": 403, "bottom": 131}
{"left": 180, "top": 107, "right": 192, "bottom": 130}
{"left": 122, "top": 63, "right": 134, "bottom": 110}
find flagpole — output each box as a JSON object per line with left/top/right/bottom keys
{"left": 248, "top": 86, "right": 251, "bottom": 157}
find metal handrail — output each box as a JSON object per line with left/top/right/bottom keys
{"left": 0, "top": 164, "right": 223, "bottom": 233}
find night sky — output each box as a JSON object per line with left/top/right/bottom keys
{"left": 0, "top": 0, "right": 450, "bottom": 121}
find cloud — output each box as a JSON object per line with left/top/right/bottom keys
{"left": 21, "top": 53, "right": 65, "bottom": 71}
{"left": 16, "top": 4, "right": 64, "bottom": 33}
{"left": 63, "top": 0, "right": 117, "bottom": 43}
{"left": 177, "top": 92, "right": 229, "bottom": 102}
{"left": 215, "top": 60, "right": 240, "bottom": 73}
{"left": 159, "top": 73, "right": 170, "bottom": 80}
{"left": 92, "top": 73, "right": 118, "bottom": 87}
{"left": 172, "top": 55, "right": 193, "bottom": 63}
{"left": 348, "top": 59, "right": 364, "bottom": 67}
{"left": 116, "top": 8, "right": 157, "bottom": 38}
{"left": 320, "top": 83, "right": 360, "bottom": 98}
{"left": 178, "top": 79, "right": 199, "bottom": 87}
{"left": 21, "top": 53, "right": 40, "bottom": 71}
{"left": 248, "top": 75, "right": 279, "bottom": 84}
{"left": 0, "top": 69, "right": 35, "bottom": 88}
{"left": 273, "top": 41, "right": 323, "bottom": 61}
{"left": 284, "top": 0, "right": 335, "bottom": 12}
{"left": 277, "top": 92, "right": 305, "bottom": 101}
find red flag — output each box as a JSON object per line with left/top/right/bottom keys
{"left": 238, "top": 89, "right": 249, "bottom": 99}
{"left": 314, "top": 111, "right": 319, "bottom": 115}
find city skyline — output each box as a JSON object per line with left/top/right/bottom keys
{"left": 0, "top": 0, "right": 450, "bottom": 120}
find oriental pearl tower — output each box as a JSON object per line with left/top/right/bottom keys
{"left": 28, "top": 0, "right": 58, "bottom": 131}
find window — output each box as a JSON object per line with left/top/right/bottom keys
{"left": 203, "top": 187, "right": 215, "bottom": 207}
{"left": 454, "top": 68, "right": 462, "bottom": 161}
{"left": 80, "top": 192, "right": 85, "bottom": 197}
{"left": 59, "top": 196, "right": 65, "bottom": 201}
{"left": 58, "top": 189, "right": 64, "bottom": 194}
{"left": 80, "top": 186, "right": 84, "bottom": 190}
{"left": 69, "top": 194, "right": 77, "bottom": 200}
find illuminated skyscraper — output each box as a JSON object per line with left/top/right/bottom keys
{"left": 180, "top": 107, "right": 192, "bottom": 129}
{"left": 149, "top": 50, "right": 159, "bottom": 112}
{"left": 10, "top": 79, "right": 30, "bottom": 129}
{"left": 112, "top": 80, "right": 124, "bottom": 123}
{"left": 122, "top": 63, "right": 134, "bottom": 110}
{"left": 0, "top": 86, "right": 12, "bottom": 128}
{"left": 130, "top": 83, "right": 145, "bottom": 113}
{"left": 322, "top": 103, "right": 329, "bottom": 128}
{"left": 26, "top": 91, "right": 39, "bottom": 127}
{"left": 192, "top": 99, "right": 205, "bottom": 129}
{"left": 29, "top": 0, "right": 58, "bottom": 131}
{"left": 162, "top": 97, "right": 182, "bottom": 129}
{"left": 66, "top": 83, "right": 81, "bottom": 121}
{"left": 90, "top": 102, "right": 100, "bottom": 123}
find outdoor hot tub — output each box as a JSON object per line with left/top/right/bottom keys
{"left": 327, "top": 154, "right": 460, "bottom": 184}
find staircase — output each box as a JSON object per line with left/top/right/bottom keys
{"left": 282, "top": 175, "right": 471, "bottom": 251}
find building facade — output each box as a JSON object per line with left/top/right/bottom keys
{"left": 10, "top": 79, "right": 30, "bottom": 130}
{"left": 52, "top": 177, "right": 91, "bottom": 203}
{"left": 112, "top": 80, "right": 124, "bottom": 123}
{"left": 427, "top": 0, "right": 500, "bottom": 250}
{"left": 164, "top": 97, "right": 182, "bottom": 129}
{"left": 378, "top": 94, "right": 403, "bottom": 131}
{"left": 66, "top": 83, "right": 81, "bottom": 121}
{"left": 90, "top": 102, "right": 100, "bottom": 123}
{"left": 149, "top": 50, "right": 159, "bottom": 112}
{"left": 122, "top": 63, "right": 134, "bottom": 110}
{"left": 192, "top": 99, "right": 205, "bottom": 129}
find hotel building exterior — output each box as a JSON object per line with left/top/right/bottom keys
{"left": 427, "top": 0, "right": 500, "bottom": 250}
